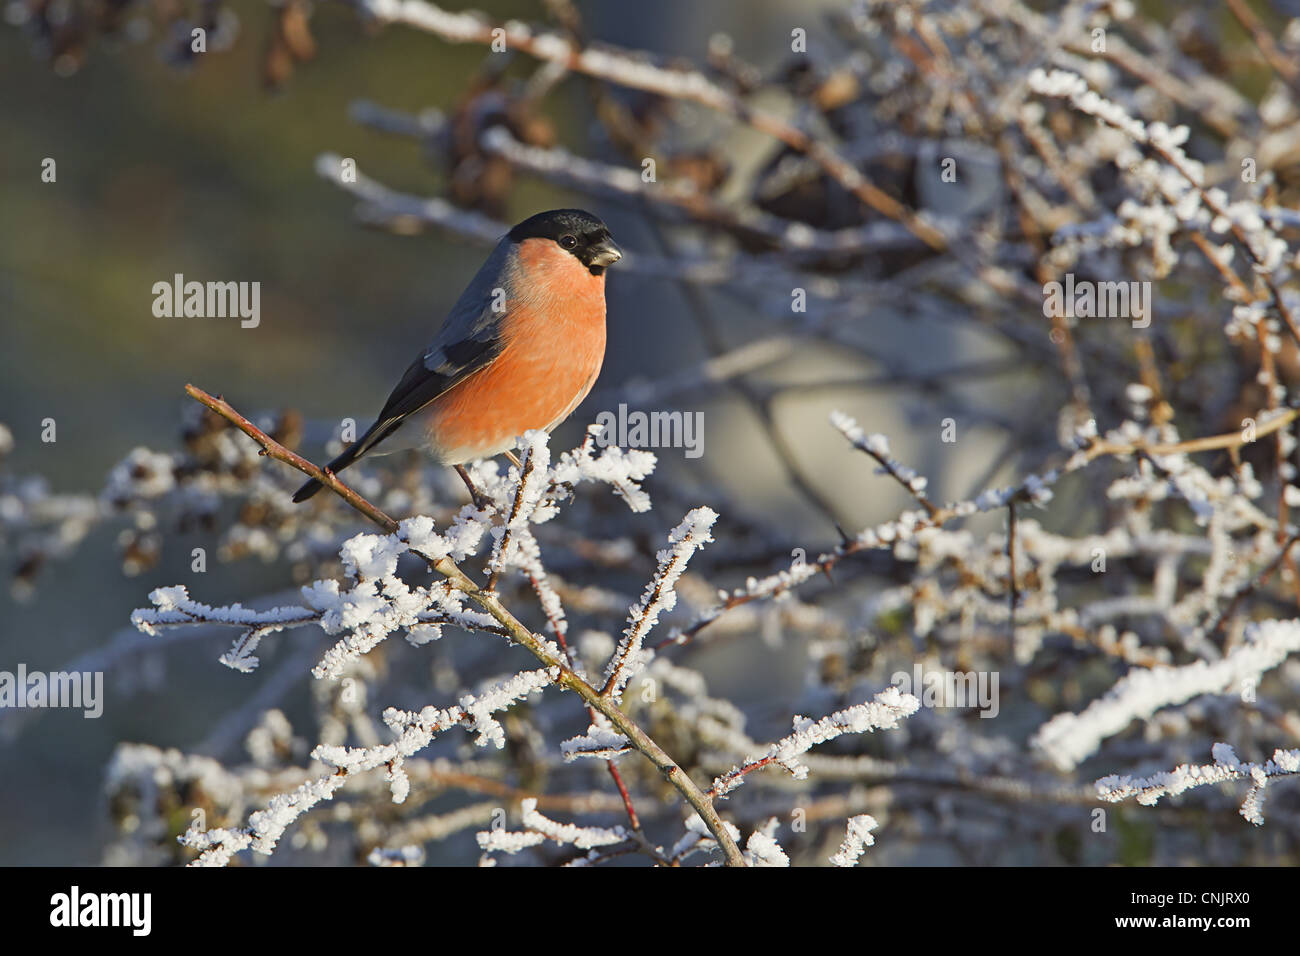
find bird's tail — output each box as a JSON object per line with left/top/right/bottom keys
{"left": 292, "top": 420, "right": 394, "bottom": 503}
{"left": 291, "top": 479, "right": 324, "bottom": 503}
{"left": 292, "top": 444, "right": 357, "bottom": 503}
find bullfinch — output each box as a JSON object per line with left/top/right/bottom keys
{"left": 292, "top": 209, "right": 622, "bottom": 503}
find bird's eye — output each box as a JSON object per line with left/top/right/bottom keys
{"left": 559, "top": 234, "right": 578, "bottom": 249}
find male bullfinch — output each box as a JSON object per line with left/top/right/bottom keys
{"left": 292, "top": 209, "right": 622, "bottom": 503}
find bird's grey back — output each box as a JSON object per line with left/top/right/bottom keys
{"left": 421, "top": 237, "right": 515, "bottom": 374}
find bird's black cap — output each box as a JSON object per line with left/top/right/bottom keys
{"left": 508, "top": 208, "right": 610, "bottom": 243}
{"left": 509, "top": 208, "right": 621, "bottom": 274}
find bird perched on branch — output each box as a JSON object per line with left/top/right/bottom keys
{"left": 292, "top": 209, "right": 622, "bottom": 505}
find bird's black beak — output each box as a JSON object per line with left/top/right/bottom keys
{"left": 588, "top": 237, "right": 623, "bottom": 270}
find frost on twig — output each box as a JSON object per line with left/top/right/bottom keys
{"left": 316, "top": 667, "right": 560, "bottom": 773}
{"left": 671, "top": 812, "right": 743, "bottom": 864}
{"left": 710, "top": 687, "right": 921, "bottom": 797}
{"left": 602, "top": 507, "right": 718, "bottom": 701}
{"left": 1097, "top": 744, "right": 1300, "bottom": 826}
{"left": 485, "top": 431, "right": 550, "bottom": 583}
{"left": 182, "top": 666, "right": 560, "bottom": 865}
{"left": 744, "top": 818, "right": 789, "bottom": 867}
{"left": 131, "top": 585, "right": 321, "bottom": 673}
{"left": 830, "top": 411, "right": 934, "bottom": 513}
{"left": 829, "top": 814, "right": 879, "bottom": 867}
{"left": 561, "top": 722, "right": 631, "bottom": 761}
{"left": 130, "top": 517, "right": 501, "bottom": 678}
{"left": 127, "top": 430, "right": 660, "bottom": 679}
{"left": 1032, "top": 619, "right": 1300, "bottom": 771}
{"left": 476, "top": 797, "right": 627, "bottom": 859}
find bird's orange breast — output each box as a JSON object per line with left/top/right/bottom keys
{"left": 421, "top": 238, "right": 608, "bottom": 463}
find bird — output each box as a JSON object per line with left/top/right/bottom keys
{"left": 292, "top": 208, "right": 622, "bottom": 505}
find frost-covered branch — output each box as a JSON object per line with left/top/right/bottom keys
{"left": 710, "top": 687, "right": 921, "bottom": 798}
{"left": 602, "top": 507, "right": 717, "bottom": 701}
{"left": 152, "top": 386, "right": 747, "bottom": 865}
{"left": 829, "top": 814, "right": 879, "bottom": 868}
{"left": 1098, "top": 743, "right": 1300, "bottom": 826}
{"left": 1033, "top": 619, "right": 1300, "bottom": 771}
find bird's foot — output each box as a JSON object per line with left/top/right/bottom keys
{"left": 454, "top": 464, "right": 494, "bottom": 513}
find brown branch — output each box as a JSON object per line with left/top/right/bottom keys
{"left": 705, "top": 755, "right": 777, "bottom": 799}
{"left": 1083, "top": 407, "right": 1300, "bottom": 460}
{"left": 185, "top": 385, "right": 402, "bottom": 532}
{"left": 1224, "top": 0, "right": 1300, "bottom": 92}
{"left": 842, "top": 431, "right": 940, "bottom": 519}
